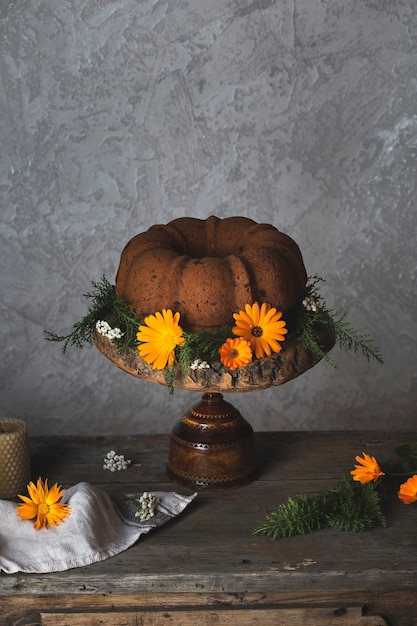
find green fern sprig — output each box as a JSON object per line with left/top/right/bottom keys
{"left": 325, "top": 478, "right": 386, "bottom": 533}
{"left": 178, "top": 327, "right": 232, "bottom": 371}
{"left": 296, "top": 312, "right": 337, "bottom": 366}
{"left": 44, "top": 275, "right": 116, "bottom": 353}
{"left": 44, "top": 275, "right": 143, "bottom": 353}
{"left": 253, "top": 494, "right": 326, "bottom": 539}
{"left": 331, "top": 310, "right": 384, "bottom": 364}
{"left": 107, "top": 294, "right": 142, "bottom": 349}
{"left": 253, "top": 475, "right": 386, "bottom": 539}
{"left": 296, "top": 277, "right": 383, "bottom": 366}
{"left": 165, "top": 363, "right": 176, "bottom": 395}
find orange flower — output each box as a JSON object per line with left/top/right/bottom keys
{"left": 219, "top": 337, "right": 252, "bottom": 370}
{"left": 137, "top": 309, "right": 185, "bottom": 370}
{"left": 398, "top": 475, "right": 417, "bottom": 504}
{"left": 17, "top": 478, "right": 71, "bottom": 530}
{"left": 232, "top": 302, "right": 287, "bottom": 359}
{"left": 350, "top": 453, "right": 385, "bottom": 484}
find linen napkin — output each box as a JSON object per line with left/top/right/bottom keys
{"left": 0, "top": 482, "right": 196, "bottom": 574}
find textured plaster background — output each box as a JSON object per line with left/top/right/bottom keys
{"left": 1, "top": 0, "right": 416, "bottom": 436}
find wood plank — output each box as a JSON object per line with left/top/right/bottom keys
{"left": 2, "top": 590, "right": 415, "bottom": 626}
{"left": 0, "top": 588, "right": 410, "bottom": 611}
{"left": 40, "top": 607, "right": 387, "bottom": 626}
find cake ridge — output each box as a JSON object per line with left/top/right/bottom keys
{"left": 115, "top": 215, "right": 307, "bottom": 333}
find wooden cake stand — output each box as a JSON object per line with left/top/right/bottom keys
{"left": 94, "top": 330, "right": 334, "bottom": 490}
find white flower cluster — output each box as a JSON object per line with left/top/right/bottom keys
{"left": 190, "top": 358, "right": 210, "bottom": 370}
{"left": 302, "top": 297, "right": 319, "bottom": 313}
{"left": 103, "top": 450, "right": 132, "bottom": 472}
{"left": 96, "top": 320, "right": 124, "bottom": 340}
{"left": 134, "top": 492, "right": 160, "bottom": 522}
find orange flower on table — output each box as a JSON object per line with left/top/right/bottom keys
{"left": 350, "top": 452, "right": 385, "bottom": 484}
{"left": 17, "top": 478, "right": 71, "bottom": 530}
{"left": 137, "top": 309, "right": 185, "bottom": 370}
{"left": 232, "top": 302, "right": 288, "bottom": 359}
{"left": 398, "top": 475, "right": 417, "bottom": 504}
{"left": 219, "top": 337, "right": 252, "bottom": 370}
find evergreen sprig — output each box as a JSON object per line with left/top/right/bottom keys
{"left": 253, "top": 494, "right": 325, "bottom": 539}
{"left": 325, "top": 476, "right": 386, "bottom": 532}
{"left": 253, "top": 475, "right": 386, "bottom": 539}
{"left": 165, "top": 363, "right": 176, "bottom": 396}
{"left": 44, "top": 275, "right": 143, "bottom": 353}
{"left": 44, "top": 276, "right": 117, "bottom": 353}
{"left": 295, "top": 277, "right": 383, "bottom": 366}
{"left": 178, "top": 327, "right": 232, "bottom": 371}
{"left": 331, "top": 310, "right": 384, "bottom": 364}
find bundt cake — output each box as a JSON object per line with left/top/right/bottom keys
{"left": 115, "top": 216, "right": 307, "bottom": 333}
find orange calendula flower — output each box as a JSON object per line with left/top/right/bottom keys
{"left": 137, "top": 309, "right": 185, "bottom": 370}
{"left": 398, "top": 475, "right": 417, "bottom": 504}
{"left": 17, "top": 478, "right": 71, "bottom": 530}
{"left": 219, "top": 337, "right": 253, "bottom": 370}
{"left": 350, "top": 453, "right": 385, "bottom": 484}
{"left": 232, "top": 302, "right": 288, "bottom": 359}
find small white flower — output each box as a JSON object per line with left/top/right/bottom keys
{"left": 108, "top": 327, "right": 124, "bottom": 339}
{"left": 190, "top": 358, "right": 211, "bottom": 370}
{"left": 96, "top": 320, "right": 111, "bottom": 335}
{"left": 302, "top": 297, "right": 319, "bottom": 313}
{"left": 96, "top": 321, "right": 124, "bottom": 340}
{"left": 103, "top": 450, "right": 131, "bottom": 471}
{"left": 133, "top": 492, "right": 159, "bottom": 522}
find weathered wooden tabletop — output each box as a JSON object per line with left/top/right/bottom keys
{"left": 1, "top": 431, "right": 417, "bottom": 625}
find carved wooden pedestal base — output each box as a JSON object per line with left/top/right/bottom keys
{"left": 167, "top": 392, "right": 257, "bottom": 490}
{"left": 93, "top": 326, "right": 335, "bottom": 491}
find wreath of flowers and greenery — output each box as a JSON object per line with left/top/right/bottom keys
{"left": 44, "top": 276, "right": 388, "bottom": 533}
{"left": 45, "top": 275, "right": 383, "bottom": 393}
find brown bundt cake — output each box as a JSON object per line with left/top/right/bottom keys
{"left": 115, "top": 216, "right": 307, "bottom": 333}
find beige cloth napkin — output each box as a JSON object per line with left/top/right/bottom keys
{"left": 0, "top": 482, "right": 196, "bottom": 574}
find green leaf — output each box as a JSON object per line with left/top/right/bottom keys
{"left": 395, "top": 444, "right": 417, "bottom": 472}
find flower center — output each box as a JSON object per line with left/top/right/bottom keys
{"left": 229, "top": 349, "right": 239, "bottom": 358}
{"left": 251, "top": 326, "right": 263, "bottom": 337}
{"left": 38, "top": 502, "right": 50, "bottom": 516}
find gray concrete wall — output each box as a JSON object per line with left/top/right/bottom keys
{"left": 1, "top": 0, "right": 416, "bottom": 436}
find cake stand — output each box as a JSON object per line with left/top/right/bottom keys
{"left": 94, "top": 329, "right": 334, "bottom": 491}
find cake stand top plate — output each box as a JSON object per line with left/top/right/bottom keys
{"left": 93, "top": 329, "right": 334, "bottom": 393}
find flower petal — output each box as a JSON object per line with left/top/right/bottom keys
{"left": 398, "top": 475, "right": 417, "bottom": 504}
{"left": 16, "top": 478, "right": 70, "bottom": 530}
{"left": 232, "top": 302, "right": 287, "bottom": 359}
{"left": 137, "top": 309, "right": 184, "bottom": 370}
{"left": 17, "top": 502, "right": 38, "bottom": 521}
{"left": 219, "top": 337, "right": 252, "bottom": 370}
{"left": 350, "top": 452, "right": 384, "bottom": 483}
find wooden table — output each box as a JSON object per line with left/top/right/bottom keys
{"left": 1, "top": 431, "right": 417, "bottom": 625}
